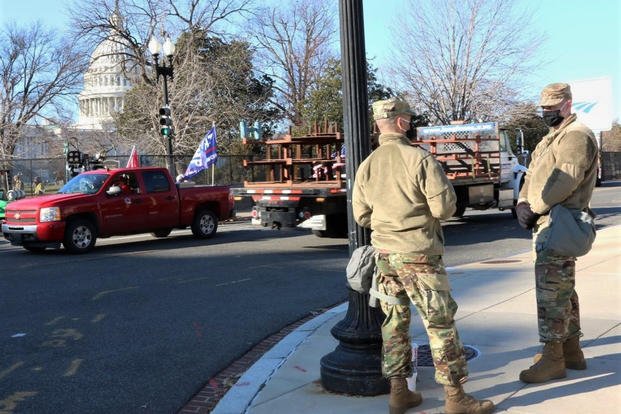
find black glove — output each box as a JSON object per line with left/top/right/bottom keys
{"left": 516, "top": 202, "right": 540, "bottom": 230}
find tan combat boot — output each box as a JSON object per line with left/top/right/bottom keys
{"left": 444, "top": 384, "right": 495, "bottom": 414}
{"left": 520, "top": 341, "right": 566, "bottom": 383}
{"left": 388, "top": 377, "right": 422, "bottom": 414}
{"left": 533, "top": 336, "right": 587, "bottom": 370}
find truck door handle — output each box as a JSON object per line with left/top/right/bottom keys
{"left": 165, "top": 195, "right": 175, "bottom": 201}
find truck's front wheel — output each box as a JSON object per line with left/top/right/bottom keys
{"left": 63, "top": 219, "right": 97, "bottom": 253}
{"left": 192, "top": 209, "right": 218, "bottom": 239}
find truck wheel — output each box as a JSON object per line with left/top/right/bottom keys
{"left": 192, "top": 209, "right": 218, "bottom": 239}
{"left": 63, "top": 219, "right": 97, "bottom": 253}
{"left": 151, "top": 229, "right": 172, "bottom": 238}
{"left": 23, "top": 244, "right": 46, "bottom": 253}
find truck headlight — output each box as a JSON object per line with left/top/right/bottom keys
{"left": 40, "top": 207, "right": 61, "bottom": 222}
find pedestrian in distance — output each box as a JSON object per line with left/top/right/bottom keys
{"left": 12, "top": 174, "right": 23, "bottom": 191}
{"left": 352, "top": 97, "right": 494, "bottom": 414}
{"left": 516, "top": 83, "right": 598, "bottom": 383}
{"left": 33, "top": 176, "right": 45, "bottom": 196}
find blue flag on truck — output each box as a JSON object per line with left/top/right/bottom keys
{"left": 183, "top": 126, "right": 217, "bottom": 179}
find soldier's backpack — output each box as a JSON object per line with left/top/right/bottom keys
{"left": 346, "top": 245, "right": 409, "bottom": 307}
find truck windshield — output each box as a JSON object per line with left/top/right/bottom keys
{"left": 59, "top": 174, "right": 109, "bottom": 194}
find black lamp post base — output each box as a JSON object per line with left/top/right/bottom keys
{"left": 320, "top": 289, "right": 389, "bottom": 396}
{"left": 320, "top": 344, "right": 389, "bottom": 396}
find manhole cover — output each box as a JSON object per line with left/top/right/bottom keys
{"left": 481, "top": 259, "right": 522, "bottom": 264}
{"left": 416, "top": 344, "right": 478, "bottom": 367}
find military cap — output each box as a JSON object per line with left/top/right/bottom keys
{"left": 539, "top": 82, "right": 572, "bottom": 107}
{"left": 372, "top": 98, "right": 413, "bottom": 120}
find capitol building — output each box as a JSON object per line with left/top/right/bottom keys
{"left": 75, "top": 11, "right": 139, "bottom": 130}
{"left": 13, "top": 11, "right": 137, "bottom": 159}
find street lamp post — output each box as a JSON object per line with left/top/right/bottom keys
{"left": 148, "top": 36, "right": 176, "bottom": 175}
{"left": 319, "top": 0, "right": 388, "bottom": 396}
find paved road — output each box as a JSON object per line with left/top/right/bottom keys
{"left": 0, "top": 181, "right": 618, "bottom": 413}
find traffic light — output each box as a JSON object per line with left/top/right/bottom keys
{"left": 159, "top": 106, "right": 173, "bottom": 137}
{"left": 67, "top": 150, "right": 81, "bottom": 166}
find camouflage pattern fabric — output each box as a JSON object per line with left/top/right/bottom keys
{"left": 375, "top": 252, "right": 468, "bottom": 385}
{"left": 535, "top": 250, "right": 581, "bottom": 342}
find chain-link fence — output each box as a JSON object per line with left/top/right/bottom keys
{"left": 0, "top": 154, "right": 253, "bottom": 195}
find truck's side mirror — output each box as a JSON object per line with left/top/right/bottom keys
{"left": 106, "top": 185, "right": 122, "bottom": 196}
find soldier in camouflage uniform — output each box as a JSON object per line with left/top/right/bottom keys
{"left": 353, "top": 98, "right": 494, "bottom": 414}
{"left": 516, "top": 83, "right": 598, "bottom": 383}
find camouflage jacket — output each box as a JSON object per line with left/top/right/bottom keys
{"left": 519, "top": 114, "right": 598, "bottom": 216}
{"left": 352, "top": 132, "right": 456, "bottom": 255}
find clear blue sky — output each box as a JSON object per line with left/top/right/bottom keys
{"left": 2, "top": 0, "right": 620, "bottom": 122}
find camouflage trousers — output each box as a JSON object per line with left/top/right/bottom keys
{"left": 375, "top": 252, "right": 468, "bottom": 386}
{"left": 535, "top": 250, "right": 581, "bottom": 342}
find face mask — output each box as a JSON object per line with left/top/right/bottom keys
{"left": 541, "top": 100, "right": 567, "bottom": 127}
{"left": 542, "top": 110, "right": 564, "bottom": 127}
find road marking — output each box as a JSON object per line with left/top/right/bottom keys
{"left": 215, "top": 278, "right": 251, "bottom": 287}
{"left": 10, "top": 333, "right": 26, "bottom": 338}
{"left": 0, "top": 391, "right": 38, "bottom": 413}
{"left": 41, "top": 328, "right": 84, "bottom": 348}
{"left": 91, "top": 313, "right": 106, "bottom": 323}
{"left": 0, "top": 362, "right": 23, "bottom": 381}
{"left": 92, "top": 286, "right": 138, "bottom": 301}
{"left": 51, "top": 328, "right": 83, "bottom": 341}
{"left": 63, "top": 359, "right": 84, "bottom": 377}
{"left": 45, "top": 316, "right": 65, "bottom": 326}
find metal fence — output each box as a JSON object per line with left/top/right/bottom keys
{"left": 0, "top": 154, "right": 251, "bottom": 195}
{"left": 602, "top": 152, "right": 621, "bottom": 181}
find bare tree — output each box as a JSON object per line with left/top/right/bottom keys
{"left": 0, "top": 22, "right": 86, "bottom": 159}
{"left": 389, "top": 0, "right": 543, "bottom": 124}
{"left": 115, "top": 32, "right": 276, "bottom": 157}
{"left": 252, "top": 0, "right": 338, "bottom": 125}
{"left": 69, "top": 0, "right": 254, "bottom": 86}
{"left": 70, "top": 0, "right": 256, "bottom": 161}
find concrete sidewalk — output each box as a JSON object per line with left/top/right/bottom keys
{"left": 213, "top": 225, "right": 621, "bottom": 414}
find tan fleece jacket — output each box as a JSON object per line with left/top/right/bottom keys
{"left": 352, "top": 132, "right": 456, "bottom": 255}
{"left": 519, "top": 114, "right": 598, "bottom": 216}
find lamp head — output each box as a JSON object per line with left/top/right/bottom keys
{"left": 148, "top": 36, "right": 162, "bottom": 56}
{"left": 163, "top": 37, "right": 175, "bottom": 57}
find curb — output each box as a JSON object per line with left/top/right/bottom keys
{"left": 210, "top": 303, "right": 348, "bottom": 414}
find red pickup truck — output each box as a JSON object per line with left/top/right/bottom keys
{"left": 2, "top": 167, "right": 233, "bottom": 253}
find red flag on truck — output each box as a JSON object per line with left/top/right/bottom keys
{"left": 126, "top": 146, "right": 140, "bottom": 168}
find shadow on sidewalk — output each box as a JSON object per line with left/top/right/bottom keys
{"left": 471, "top": 335, "right": 621, "bottom": 411}
{"left": 493, "top": 356, "right": 620, "bottom": 410}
